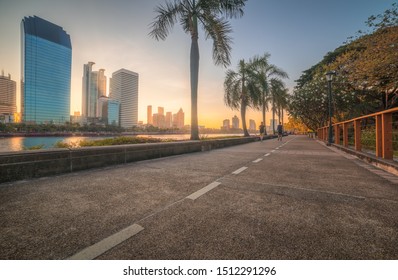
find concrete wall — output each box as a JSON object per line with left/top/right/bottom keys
{"left": 0, "top": 136, "right": 269, "bottom": 184}
{"left": 331, "top": 143, "right": 398, "bottom": 176}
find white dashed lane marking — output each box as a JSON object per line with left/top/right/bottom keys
{"left": 232, "top": 167, "right": 248, "bottom": 175}
{"left": 67, "top": 224, "right": 144, "bottom": 260}
{"left": 186, "top": 181, "right": 222, "bottom": 200}
{"left": 252, "top": 158, "right": 263, "bottom": 163}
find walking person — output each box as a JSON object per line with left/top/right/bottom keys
{"left": 277, "top": 123, "right": 283, "bottom": 141}
{"left": 259, "top": 122, "right": 265, "bottom": 142}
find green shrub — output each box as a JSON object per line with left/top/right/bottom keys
{"left": 78, "top": 136, "right": 169, "bottom": 147}
{"left": 23, "top": 144, "right": 45, "bottom": 150}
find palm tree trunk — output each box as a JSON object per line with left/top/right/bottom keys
{"left": 272, "top": 100, "right": 275, "bottom": 134}
{"left": 190, "top": 14, "right": 199, "bottom": 140}
{"left": 262, "top": 99, "right": 267, "bottom": 135}
{"left": 241, "top": 100, "right": 249, "bottom": 137}
{"left": 278, "top": 105, "right": 281, "bottom": 122}
{"left": 240, "top": 63, "right": 249, "bottom": 137}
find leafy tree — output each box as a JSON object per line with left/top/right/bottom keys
{"left": 331, "top": 26, "right": 398, "bottom": 109}
{"left": 284, "top": 116, "right": 309, "bottom": 133}
{"left": 290, "top": 3, "right": 398, "bottom": 130}
{"left": 366, "top": 2, "right": 398, "bottom": 31}
{"left": 149, "top": 0, "right": 247, "bottom": 140}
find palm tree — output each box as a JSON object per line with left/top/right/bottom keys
{"left": 276, "top": 87, "right": 289, "bottom": 126}
{"left": 224, "top": 59, "right": 258, "bottom": 137}
{"left": 149, "top": 0, "right": 247, "bottom": 140}
{"left": 250, "top": 53, "right": 288, "bottom": 135}
{"left": 269, "top": 79, "right": 287, "bottom": 134}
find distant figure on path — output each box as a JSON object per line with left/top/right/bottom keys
{"left": 259, "top": 122, "right": 265, "bottom": 142}
{"left": 277, "top": 123, "right": 283, "bottom": 141}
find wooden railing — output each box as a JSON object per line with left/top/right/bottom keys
{"left": 317, "top": 107, "right": 398, "bottom": 160}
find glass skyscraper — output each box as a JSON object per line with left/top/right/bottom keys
{"left": 21, "top": 16, "right": 72, "bottom": 124}
{"left": 108, "top": 99, "right": 120, "bottom": 126}
{"left": 109, "top": 69, "right": 139, "bottom": 128}
{"left": 82, "top": 62, "right": 107, "bottom": 119}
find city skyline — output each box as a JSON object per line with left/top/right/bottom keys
{"left": 0, "top": 0, "right": 395, "bottom": 128}
{"left": 147, "top": 105, "right": 185, "bottom": 129}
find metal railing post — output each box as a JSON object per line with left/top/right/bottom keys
{"left": 343, "top": 123, "right": 348, "bottom": 147}
{"left": 335, "top": 124, "right": 340, "bottom": 145}
{"left": 354, "top": 119, "right": 361, "bottom": 151}
{"left": 375, "top": 115, "right": 382, "bottom": 157}
{"left": 382, "top": 112, "right": 393, "bottom": 160}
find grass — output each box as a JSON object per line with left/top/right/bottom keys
{"left": 26, "top": 135, "right": 245, "bottom": 150}
{"left": 53, "top": 136, "right": 175, "bottom": 148}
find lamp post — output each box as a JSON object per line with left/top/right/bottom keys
{"left": 325, "top": 71, "right": 336, "bottom": 146}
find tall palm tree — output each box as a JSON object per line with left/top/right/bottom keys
{"left": 224, "top": 59, "right": 258, "bottom": 137}
{"left": 269, "top": 79, "right": 286, "bottom": 134}
{"left": 250, "top": 53, "right": 288, "bottom": 135}
{"left": 276, "top": 87, "right": 289, "bottom": 126}
{"left": 149, "top": 0, "right": 247, "bottom": 140}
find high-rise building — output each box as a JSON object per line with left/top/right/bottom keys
{"left": 21, "top": 16, "right": 71, "bottom": 124}
{"left": 82, "top": 62, "right": 94, "bottom": 118}
{"left": 232, "top": 115, "right": 239, "bottom": 129}
{"left": 147, "top": 105, "right": 153, "bottom": 125}
{"left": 222, "top": 119, "right": 230, "bottom": 129}
{"left": 156, "top": 107, "right": 165, "bottom": 128}
{"left": 97, "top": 96, "right": 108, "bottom": 121}
{"left": 270, "top": 119, "right": 278, "bottom": 132}
{"left": 165, "top": 112, "right": 172, "bottom": 128}
{"left": 108, "top": 99, "right": 120, "bottom": 126}
{"left": 172, "top": 108, "right": 185, "bottom": 129}
{"left": 249, "top": 119, "right": 256, "bottom": 131}
{"left": 82, "top": 62, "right": 107, "bottom": 118}
{"left": 152, "top": 113, "right": 160, "bottom": 127}
{"left": 109, "top": 69, "right": 139, "bottom": 128}
{"left": 0, "top": 72, "right": 17, "bottom": 116}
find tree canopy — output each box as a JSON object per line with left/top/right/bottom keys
{"left": 289, "top": 3, "right": 398, "bottom": 131}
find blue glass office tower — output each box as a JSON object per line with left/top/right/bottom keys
{"left": 21, "top": 16, "right": 72, "bottom": 124}
{"left": 108, "top": 99, "right": 120, "bottom": 126}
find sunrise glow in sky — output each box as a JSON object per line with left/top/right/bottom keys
{"left": 0, "top": 0, "right": 395, "bottom": 128}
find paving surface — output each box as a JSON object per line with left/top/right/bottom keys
{"left": 0, "top": 135, "right": 397, "bottom": 260}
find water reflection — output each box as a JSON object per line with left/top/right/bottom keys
{"left": 1, "top": 136, "right": 98, "bottom": 152}
{"left": 0, "top": 134, "right": 242, "bottom": 152}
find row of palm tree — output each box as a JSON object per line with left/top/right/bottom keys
{"left": 224, "top": 53, "right": 289, "bottom": 136}
{"left": 149, "top": 0, "right": 288, "bottom": 139}
{"left": 149, "top": 0, "right": 247, "bottom": 140}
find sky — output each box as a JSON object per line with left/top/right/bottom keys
{"left": 0, "top": 0, "right": 396, "bottom": 128}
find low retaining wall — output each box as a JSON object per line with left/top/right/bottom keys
{"left": 0, "top": 136, "right": 267, "bottom": 184}
{"left": 330, "top": 143, "right": 398, "bottom": 176}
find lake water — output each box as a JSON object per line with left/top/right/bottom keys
{"left": 0, "top": 134, "right": 245, "bottom": 152}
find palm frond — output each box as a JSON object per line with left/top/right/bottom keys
{"left": 266, "top": 64, "right": 289, "bottom": 79}
{"left": 199, "top": 13, "right": 233, "bottom": 66}
{"left": 149, "top": 0, "right": 184, "bottom": 40}
{"left": 221, "top": 0, "right": 246, "bottom": 18}
{"left": 224, "top": 69, "right": 241, "bottom": 109}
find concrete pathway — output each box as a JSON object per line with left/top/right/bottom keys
{"left": 0, "top": 135, "right": 397, "bottom": 259}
